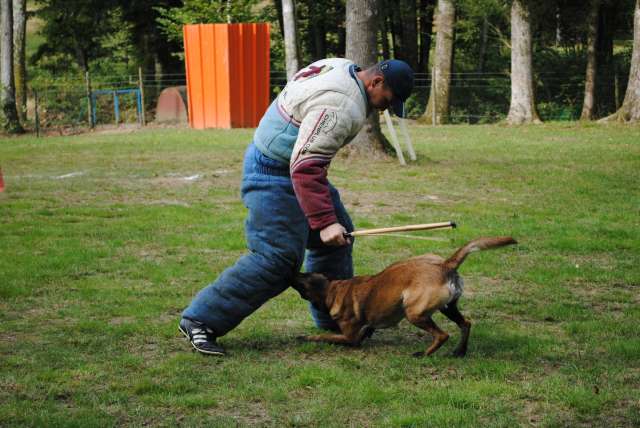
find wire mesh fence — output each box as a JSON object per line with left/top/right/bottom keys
{"left": 24, "top": 69, "right": 622, "bottom": 134}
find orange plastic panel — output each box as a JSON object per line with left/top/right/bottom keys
{"left": 183, "top": 23, "right": 270, "bottom": 129}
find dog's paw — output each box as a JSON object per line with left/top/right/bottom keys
{"left": 412, "top": 351, "right": 425, "bottom": 358}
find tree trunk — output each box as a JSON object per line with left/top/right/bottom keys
{"left": 596, "top": 1, "right": 616, "bottom": 114}
{"left": 555, "top": 5, "right": 562, "bottom": 47}
{"left": 418, "top": 0, "right": 434, "bottom": 72}
{"left": 602, "top": 0, "right": 640, "bottom": 122}
{"left": 419, "top": 0, "right": 455, "bottom": 124}
{"left": 477, "top": 16, "right": 488, "bottom": 73}
{"left": 309, "top": 0, "right": 326, "bottom": 61}
{"left": 380, "top": 7, "right": 390, "bottom": 59}
{"left": 12, "top": 0, "right": 25, "bottom": 123}
{"left": 282, "top": 0, "right": 300, "bottom": 80}
{"left": 274, "top": 0, "right": 286, "bottom": 40}
{"left": 580, "top": 0, "right": 599, "bottom": 121}
{"left": 336, "top": 0, "right": 346, "bottom": 56}
{"left": 506, "top": 0, "right": 541, "bottom": 124}
{"left": 1, "top": 0, "right": 22, "bottom": 133}
{"left": 400, "top": 0, "right": 419, "bottom": 70}
{"left": 346, "top": 0, "right": 391, "bottom": 155}
{"left": 390, "top": 3, "right": 402, "bottom": 58}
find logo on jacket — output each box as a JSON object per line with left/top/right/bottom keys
{"left": 294, "top": 65, "right": 333, "bottom": 82}
{"left": 301, "top": 110, "right": 339, "bottom": 154}
{"left": 318, "top": 111, "right": 337, "bottom": 134}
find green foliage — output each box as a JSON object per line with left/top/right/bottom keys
{"left": 154, "top": 0, "right": 284, "bottom": 74}
{"left": 32, "top": 0, "right": 124, "bottom": 72}
{"left": 22, "top": 0, "right": 639, "bottom": 127}
{"left": 402, "top": 0, "right": 636, "bottom": 122}
{"left": 155, "top": 0, "right": 261, "bottom": 45}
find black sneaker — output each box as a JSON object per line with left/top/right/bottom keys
{"left": 179, "top": 318, "right": 226, "bottom": 356}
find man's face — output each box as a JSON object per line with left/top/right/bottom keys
{"left": 366, "top": 75, "right": 395, "bottom": 111}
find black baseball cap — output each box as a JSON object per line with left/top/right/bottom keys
{"left": 378, "top": 59, "right": 414, "bottom": 118}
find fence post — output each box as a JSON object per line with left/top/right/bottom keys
{"left": 113, "top": 91, "right": 120, "bottom": 125}
{"left": 85, "top": 71, "right": 94, "bottom": 128}
{"left": 138, "top": 67, "right": 146, "bottom": 126}
{"left": 34, "top": 90, "right": 40, "bottom": 137}
{"left": 432, "top": 66, "right": 437, "bottom": 126}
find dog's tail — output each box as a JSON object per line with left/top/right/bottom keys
{"left": 444, "top": 237, "right": 517, "bottom": 270}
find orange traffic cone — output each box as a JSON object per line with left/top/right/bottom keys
{"left": 0, "top": 168, "right": 4, "bottom": 192}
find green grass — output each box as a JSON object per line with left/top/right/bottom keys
{"left": 1, "top": 123, "right": 639, "bottom": 427}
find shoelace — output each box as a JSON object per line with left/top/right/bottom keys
{"left": 191, "top": 326, "right": 214, "bottom": 344}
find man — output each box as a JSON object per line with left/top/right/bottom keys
{"left": 179, "top": 58, "right": 414, "bottom": 355}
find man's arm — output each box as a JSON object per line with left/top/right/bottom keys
{"left": 290, "top": 107, "right": 355, "bottom": 245}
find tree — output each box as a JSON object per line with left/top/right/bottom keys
{"left": 308, "top": 0, "right": 327, "bottom": 61}
{"left": 13, "top": 0, "right": 26, "bottom": 122}
{"left": 596, "top": 0, "right": 619, "bottom": 113}
{"left": 602, "top": 0, "right": 640, "bottom": 122}
{"left": 418, "top": 0, "right": 435, "bottom": 72}
{"left": 282, "top": 0, "right": 300, "bottom": 80}
{"left": 1, "top": 0, "right": 22, "bottom": 133}
{"left": 477, "top": 16, "right": 489, "bottom": 72}
{"left": 506, "top": 0, "right": 540, "bottom": 124}
{"left": 155, "top": 1, "right": 266, "bottom": 52}
{"left": 396, "top": 0, "right": 419, "bottom": 70}
{"left": 581, "top": 0, "right": 600, "bottom": 120}
{"left": 345, "top": 0, "right": 391, "bottom": 154}
{"left": 118, "top": 0, "right": 184, "bottom": 84}
{"left": 33, "top": 0, "right": 119, "bottom": 73}
{"left": 420, "top": 0, "right": 455, "bottom": 124}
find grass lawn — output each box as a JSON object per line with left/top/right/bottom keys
{"left": 1, "top": 123, "right": 639, "bottom": 427}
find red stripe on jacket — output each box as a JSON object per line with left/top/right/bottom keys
{"left": 291, "top": 157, "right": 336, "bottom": 230}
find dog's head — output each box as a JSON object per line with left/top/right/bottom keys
{"left": 292, "top": 272, "right": 330, "bottom": 306}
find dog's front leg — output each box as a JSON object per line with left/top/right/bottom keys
{"left": 301, "top": 333, "right": 360, "bottom": 346}
{"left": 299, "top": 323, "right": 372, "bottom": 347}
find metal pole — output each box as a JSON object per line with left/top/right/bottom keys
{"left": 85, "top": 71, "right": 94, "bottom": 128}
{"left": 91, "top": 94, "right": 97, "bottom": 126}
{"left": 138, "top": 67, "right": 146, "bottom": 126}
{"left": 34, "top": 90, "right": 40, "bottom": 137}
{"left": 114, "top": 91, "right": 120, "bottom": 125}
{"left": 398, "top": 118, "right": 416, "bottom": 161}
{"left": 383, "top": 110, "right": 406, "bottom": 166}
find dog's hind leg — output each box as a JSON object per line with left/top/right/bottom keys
{"left": 440, "top": 300, "right": 471, "bottom": 357}
{"left": 407, "top": 315, "right": 449, "bottom": 357}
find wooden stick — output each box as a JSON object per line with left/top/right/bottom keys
{"left": 346, "top": 221, "right": 456, "bottom": 237}
{"left": 366, "top": 233, "right": 448, "bottom": 242}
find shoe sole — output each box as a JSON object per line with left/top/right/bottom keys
{"left": 178, "top": 325, "right": 225, "bottom": 356}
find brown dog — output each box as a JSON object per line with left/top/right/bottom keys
{"left": 292, "top": 237, "right": 517, "bottom": 357}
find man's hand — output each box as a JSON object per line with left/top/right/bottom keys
{"left": 319, "top": 223, "right": 351, "bottom": 246}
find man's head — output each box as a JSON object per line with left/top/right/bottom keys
{"left": 359, "top": 59, "right": 414, "bottom": 118}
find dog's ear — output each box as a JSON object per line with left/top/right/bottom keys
{"left": 292, "top": 272, "right": 314, "bottom": 300}
{"left": 307, "top": 272, "right": 329, "bottom": 290}
{"left": 292, "top": 272, "right": 329, "bottom": 301}
{"left": 303, "top": 273, "right": 329, "bottom": 306}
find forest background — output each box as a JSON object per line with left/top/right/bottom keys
{"left": 0, "top": 0, "right": 638, "bottom": 133}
